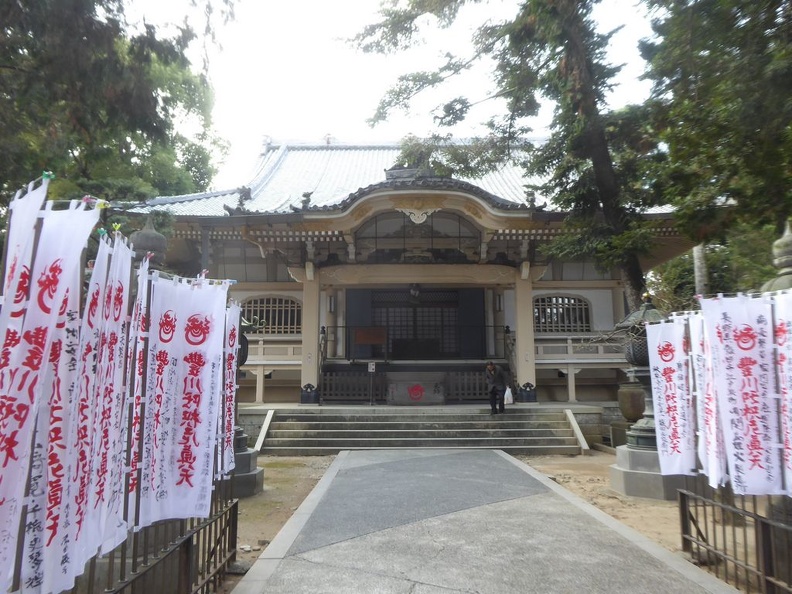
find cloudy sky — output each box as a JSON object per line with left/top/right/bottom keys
{"left": 141, "top": 0, "right": 655, "bottom": 188}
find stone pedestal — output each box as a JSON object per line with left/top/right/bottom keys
{"left": 231, "top": 426, "right": 264, "bottom": 497}
{"left": 609, "top": 421, "right": 632, "bottom": 448}
{"left": 609, "top": 445, "right": 687, "bottom": 501}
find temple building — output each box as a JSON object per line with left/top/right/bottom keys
{"left": 134, "top": 142, "right": 693, "bottom": 405}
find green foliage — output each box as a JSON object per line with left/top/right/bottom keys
{"left": 0, "top": 0, "right": 228, "bottom": 205}
{"left": 647, "top": 223, "right": 778, "bottom": 313}
{"left": 642, "top": 0, "right": 792, "bottom": 237}
{"left": 355, "top": 0, "right": 659, "bottom": 309}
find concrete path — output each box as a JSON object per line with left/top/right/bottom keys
{"left": 232, "top": 449, "right": 737, "bottom": 594}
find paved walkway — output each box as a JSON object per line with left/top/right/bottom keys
{"left": 232, "top": 449, "right": 737, "bottom": 594}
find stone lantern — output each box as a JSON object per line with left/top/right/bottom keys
{"left": 610, "top": 294, "right": 685, "bottom": 500}
{"left": 129, "top": 216, "right": 168, "bottom": 268}
{"left": 614, "top": 294, "right": 667, "bottom": 449}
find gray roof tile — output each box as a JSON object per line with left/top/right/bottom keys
{"left": 134, "top": 143, "right": 532, "bottom": 217}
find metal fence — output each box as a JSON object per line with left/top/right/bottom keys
{"left": 55, "top": 480, "right": 237, "bottom": 594}
{"left": 679, "top": 477, "right": 792, "bottom": 593}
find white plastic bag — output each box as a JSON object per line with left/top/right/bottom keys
{"left": 504, "top": 386, "right": 514, "bottom": 405}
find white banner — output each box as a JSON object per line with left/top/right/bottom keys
{"left": 139, "top": 277, "right": 229, "bottom": 524}
{"left": 701, "top": 295, "right": 783, "bottom": 495}
{"left": 71, "top": 236, "right": 112, "bottom": 568}
{"left": 163, "top": 280, "right": 229, "bottom": 519}
{"left": 126, "top": 257, "right": 150, "bottom": 523}
{"left": 773, "top": 292, "right": 792, "bottom": 495}
{"left": 41, "top": 270, "right": 83, "bottom": 594}
{"left": 139, "top": 277, "right": 182, "bottom": 528}
{"left": 0, "top": 203, "right": 99, "bottom": 592}
{"left": 20, "top": 269, "right": 80, "bottom": 593}
{"left": 93, "top": 236, "right": 133, "bottom": 554}
{"left": 220, "top": 303, "right": 241, "bottom": 475}
{"left": 647, "top": 318, "right": 696, "bottom": 476}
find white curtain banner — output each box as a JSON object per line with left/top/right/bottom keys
{"left": 0, "top": 203, "right": 99, "bottom": 592}
{"left": 220, "top": 303, "right": 241, "bottom": 475}
{"left": 126, "top": 257, "right": 150, "bottom": 523}
{"left": 701, "top": 295, "right": 783, "bottom": 495}
{"left": 96, "top": 236, "right": 133, "bottom": 554}
{"left": 42, "top": 270, "right": 83, "bottom": 594}
{"left": 773, "top": 292, "right": 792, "bottom": 495}
{"left": 20, "top": 268, "right": 79, "bottom": 593}
{"left": 138, "top": 277, "right": 182, "bottom": 528}
{"left": 647, "top": 319, "right": 696, "bottom": 476}
{"left": 161, "top": 280, "right": 229, "bottom": 520}
{"left": 70, "top": 236, "right": 111, "bottom": 567}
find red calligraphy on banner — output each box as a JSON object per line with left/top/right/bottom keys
{"left": 660, "top": 366, "right": 682, "bottom": 454}
{"left": 737, "top": 356, "right": 764, "bottom": 470}
{"left": 46, "top": 340, "right": 65, "bottom": 546}
{"left": 0, "top": 329, "right": 21, "bottom": 374}
{"left": 224, "top": 352, "right": 236, "bottom": 452}
{"left": 178, "top": 352, "right": 207, "bottom": 487}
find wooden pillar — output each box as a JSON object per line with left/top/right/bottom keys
{"left": 513, "top": 271, "right": 536, "bottom": 387}
{"left": 301, "top": 275, "right": 320, "bottom": 388}
{"left": 253, "top": 367, "right": 266, "bottom": 403}
{"left": 326, "top": 288, "right": 337, "bottom": 358}
{"left": 493, "top": 287, "right": 505, "bottom": 358}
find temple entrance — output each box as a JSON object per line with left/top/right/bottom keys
{"left": 345, "top": 287, "right": 486, "bottom": 360}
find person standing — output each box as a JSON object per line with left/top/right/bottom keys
{"left": 485, "top": 361, "right": 507, "bottom": 415}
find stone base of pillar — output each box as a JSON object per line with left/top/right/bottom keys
{"left": 231, "top": 426, "right": 264, "bottom": 497}
{"left": 609, "top": 445, "right": 687, "bottom": 501}
{"left": 232, "top": 448, "right": 264, "bottom": 497}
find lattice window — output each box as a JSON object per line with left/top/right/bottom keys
{"left": 533, "top": 295, "right": 591, "bottom": 333}
{"left": 241, "top": 297, "right": 302, "bottom": 335}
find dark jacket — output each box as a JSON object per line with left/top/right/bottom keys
{"left": 485, "top": 365, "right": 507, "bottom": 390}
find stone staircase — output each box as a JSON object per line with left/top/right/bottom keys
{"left": 257, "top": 408, "right": 582, "bottom": 456}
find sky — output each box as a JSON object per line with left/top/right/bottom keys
{"left": 136, "top": 0, "right": 656, "bottom": 189}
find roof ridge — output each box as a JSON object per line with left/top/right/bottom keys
{"left": 146, "top": 187, "right": 245, "bottom": 206}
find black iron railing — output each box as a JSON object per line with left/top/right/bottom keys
{"left": 679, "top": 477, "right": 792, "bottom": 593}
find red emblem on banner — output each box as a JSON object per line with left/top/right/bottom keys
{"left": 185, "top": 314, "right": 211, "bottom": 346}
{"left": 87, "top": 285, "right": 100, "bottom": 329}
{"left": 159, "top": 311, "right": 177, "bottom": 343}
{"left": 657, "top": 341, "right": 675, "bottom": 362}
{"left": 37, "top": 259, "right": 63, "bottom": 314}
{"left": 228, "top": 326, "right": 237, "bottom": 348}
{"left": 113, "top": 283, "right": 125, "bottom": 321}
{"left": 734, "top": 325, "right": 757, "bottom": 351}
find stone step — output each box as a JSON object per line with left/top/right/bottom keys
{"left": 270, "top": 420, "right": 570, "bottom": 431}
{"left": 271, "top": 413, "right": 567, "bottom": 424}
{"left": 260, "top": 445, "right": 582, "bottom": 456}
{"left": 258, "top": 407, "right": 582, "bottom": 456}
{"left": 263, "top": 436, "right": 579, "bottom": 448}
{"left": 268, "top": 428, "right": 575, "bottom": 438}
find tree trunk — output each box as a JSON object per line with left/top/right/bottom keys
{"left": 692, "top": 243, "right": 708, "bottom": 297}
{"left": 621, "top": 253, "right": 646, "bottom": 312}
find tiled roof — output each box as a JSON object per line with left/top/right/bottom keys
{"left": 132, "top": 143, "right": 534, "bottom": 218}
{"left": 132, "top": 142, "right": 675, "bottom": 218}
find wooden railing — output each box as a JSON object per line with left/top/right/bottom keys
{"left": 534, "top": 336, "right": 625, "bottom": 363}
{"left": 243, "top": 335, "right": 302, "bottom": 365}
